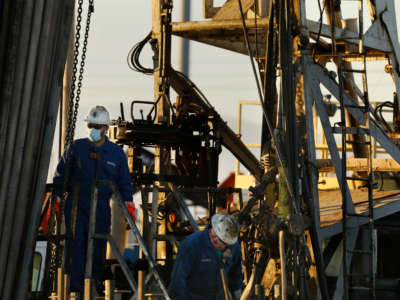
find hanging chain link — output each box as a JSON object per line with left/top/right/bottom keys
{"left": 70, "top": 0, "right": 94, "bottom": 143}
{"left": 65, "top": 0, "right": 94, "bottom": 148}
{"left": 45, "top": 1, "right": 95, "bottom": 294}
{"left": 65, "top": 0, "right": 84, "bottom": 149}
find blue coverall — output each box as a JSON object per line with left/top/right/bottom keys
{"left": 53, "top": 137, "right": 133, "bottom": 293}
{"left": 168, "top": 227, "right": 243, "bottom": 300}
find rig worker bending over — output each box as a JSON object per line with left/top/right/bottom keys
{"left": 169, "top": 214, "right": 243, "bottom": 300}
{"left": 53, "top": 105, "right": 134, "bottom": 294}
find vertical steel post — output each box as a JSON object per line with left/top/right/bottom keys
{"left": 105, "top": 280, "right": 115, "bottom": 300}
{"left": 151, "top": 187, "right": 159, "bottom": 259}
{"left": 84, "top": 182, "right": 98, "bottom": 300}
{"left": 57, "top": 268, "right": 64, "bottom": 300}
{"left": 152, "top": 0, "right": 172, "bottom": 269}
{"left": 178, "top": 0, "right": 190, "bottom": 75}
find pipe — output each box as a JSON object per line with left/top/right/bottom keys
{"left": 279, "top": 230, "right": 288, "bottom": 300}
{"left": 85, "top": 183, "right": 98, "bottom": 279}
{"left": 16, "top": 2, "right": 75, "bottom": 298}
{"left": 220, "top": 268, "right": 231, "bottom": 300}
{"left": 178, "top": 0, "right": 190, "bottom": 75}
{"left": 0, "top": 1, "right": 45, "bottom": 297}
{"left": 240, "top": 268, "right": 255, "bottom": 300}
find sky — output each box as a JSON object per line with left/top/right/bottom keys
{"left": 48, "top": 0, "right": 400, "bottom": 184}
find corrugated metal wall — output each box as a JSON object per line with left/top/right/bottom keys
{"left": 0, "top": 1, "right": 74, "bottom": 299}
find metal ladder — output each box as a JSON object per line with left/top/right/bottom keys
{"left": 335, "top": 28, "right": 376, "bottom": 300}
{"left": 138, "top": 184, "right": 200, "bottom": 299}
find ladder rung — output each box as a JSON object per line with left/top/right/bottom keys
{"left": 348, "top": 273, "right": 373, "bottom": 277}
{"left": 342, "top": 104, "right": 369, "bottom": 111}
{"left": 346, "top": 176, "right": 369, "bottom": 182}
{"left": 342, "top": 69, "right": 366, "bottom": 74}
{"left": 347, "top": 249, "right": 373, "bottom": 254}
{"left": 346, "top": 212, "right": 370, "bottom": 218}
{"left": 332, "top": 127, "right": 370, "bottom": 135}
{"left": 350, "top": 286, "right": 372, "bottom": 291}
{"left": 345, "top": 139, "right": 371, "bottom": 145}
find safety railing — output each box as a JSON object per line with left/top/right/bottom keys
{"left": 85, "top": 180, "right": 171, "bottom": 300}
{"left": 38, "top": 181, "right": 243, "bottom": 300}
{"left": 38, "top": 181, "right": 171, "bottom": 300}
{"left": 39, "top": 183, "right": 80, "bottom": 300}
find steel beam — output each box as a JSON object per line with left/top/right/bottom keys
{"left": 305, "top": 19, "right": 392, "bottom": 52}
{"left": 172, "top": 18, "right": 269, "bottom": 32}
{"left": 303, "top": 54, "right": 330, "bottom": 300}
{"left": 332, "top": 228, "right": 359, "bottom": 300}
{"left": 312, "top": 79, "right": 356, "bottom": 215}
{"left": 308, "top": 59, "right": 400, "bottom": 165}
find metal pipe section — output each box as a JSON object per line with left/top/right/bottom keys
{"left": 105, "top": 280, "right": 115, "bottom": 300}
{"left": 0, "top": 1, "right": 75, "bottom": 300}
{"left": 279, "top": 230, "right": 287, "bottom": 300}
{"left": 220, "top": 268, "right": 231, "bottom": 300}
{"left": 151, "top": 186, "right": 159, "bottom": 258}
{"left": 178, "top": 0, "right": 190, "bottom": 75}
{"left": 85, "top": 183, "right": 98, "bottom": 280}
{"left": 240, "top": 268, "right": 255, "bottom": 300}
{"left": 0, "top": 0, "right": 39, "bottom": 289}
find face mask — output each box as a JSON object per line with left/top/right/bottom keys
{"left": 88, "top": 128, "right": 102, "bottom": 142}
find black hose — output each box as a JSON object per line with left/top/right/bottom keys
{"left": 127, "top": 32, "right": 154, "bottom": 74}
{"left": 374, "top": 101, "right": 394, "bottom": 132}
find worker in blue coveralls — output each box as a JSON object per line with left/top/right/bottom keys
{"left": 168, "top": 214, "right": 243, "bottom": 300}
{"left": 53, "top": 105, "right": 134, "bottom": 294}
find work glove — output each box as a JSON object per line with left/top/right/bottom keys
{"left": 125, "top": 201, "right": 136, "bottom": 222}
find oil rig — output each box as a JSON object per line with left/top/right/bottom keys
{"left": 2, "top": 0, "right": 400, "bottom": 299}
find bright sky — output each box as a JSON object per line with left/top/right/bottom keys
{"left": 48, "top": 0, "right": 400, "bottom": 184}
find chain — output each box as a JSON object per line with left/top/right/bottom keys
{"left": 65, "top": 0, "right": 94, "bottom": 147}
{"left": 50, "top": 0, "right": 95, "bottom": 289}
{"left": 65, "top": 0, "right": 84, "bottom": 148}
{"left": 71, "top": 0, "right": 94, "bottom": 142}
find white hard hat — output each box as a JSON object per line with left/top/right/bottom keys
{"left": 211, "top": 214, "right": 240, "bottom": 245}
{"left": 84, "top": 105, "right": 111, "bottom": 125}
